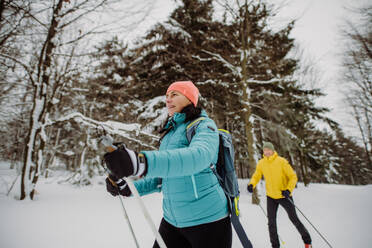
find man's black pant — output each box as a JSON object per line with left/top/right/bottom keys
{"left": 267, "top": 196, "right": 311, "bottom": 248}
{"left": 153, "top": 216, "right": 232, "bottom": 248}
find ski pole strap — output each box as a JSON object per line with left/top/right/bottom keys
{"left": 234, "top": 196, "right": 240, "bottom": 216}
{"left": 230, "top": 200, "right": 253, "bottom": 248}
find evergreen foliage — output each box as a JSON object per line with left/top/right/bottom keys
{"left": 83, "top": 0, "right": 371, "bottom": 183}
{"left": 0, "top": 0, "right": 370, "bottom": 187}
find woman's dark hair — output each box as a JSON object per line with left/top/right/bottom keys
{"left": 159, "top": 103, "right": 202, "bottom": 134}
{"left": 181, "top": 103, "right": 202, "bottom": 122}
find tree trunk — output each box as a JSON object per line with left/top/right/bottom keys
{"left": 45, "top": 128, "right": 61, "bottom": 178}
{"left": 364, "top": 107, "right": 372, "bottom": 166}
{"left": 298, "top": 149, "right": 309, "bottom": 186}
{"left": 240, "top": 1, "right": 259, "bottom": 204}
{"left": 353, "top": 105, "right": 372, "bottom": 168}
{"left": 21, "top": 91, "right": 44, "bottom": 200}
{"left": 20, "top": 0, "right": 64, "bottom": 200}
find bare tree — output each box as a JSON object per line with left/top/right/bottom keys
{"left": 0, "top": 0, "right": 31, "bottom": 107}
{"left": 0, "top": 1, "right": 33, "bottom": 171}
{"left": 0, "top": 0, "right": 156, "bottom": 200}
{"left": 341, "top": 3, "right": 372, "bottom": 166}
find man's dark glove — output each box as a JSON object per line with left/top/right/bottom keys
{"left": 103, "top": 144, "right": 147, "bottom": 178}
{"left": 105, "top": 176, "right": 132, "bottom": 197}
{"left": 247, "top": 184, "right": 253, "bottom": 193}
{"left": 282, "top": 190, "right": 291, "bottom": 198}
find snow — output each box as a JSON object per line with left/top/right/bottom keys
{"left": 161, "top": 18, "right": 192, "bottom": 40}
{"left": 1, "top": 161, "right": 371, "bottom": 248}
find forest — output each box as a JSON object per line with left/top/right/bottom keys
{"left": 0, "top": 0, "right": 371, "bottom": 200}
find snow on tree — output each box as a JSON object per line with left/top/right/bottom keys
{"left": 0, "top": 0, "right": 158, "bottom": 200}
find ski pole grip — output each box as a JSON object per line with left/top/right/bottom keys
{"left": 101, "top": 135, "right": 117, "bottom": 152}
{"left": 108, "top": 177, "right": 117, "bottom": 187}
{"left": 105, "top": 146, "right": 117, "bottom": 153}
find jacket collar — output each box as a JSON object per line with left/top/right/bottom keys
{"left": 199, "top": 110, "right": 208, "bottom": 118}
{"left": 263, "top": 151, "right": 278, "bottom": 162}
{"left": 164, "top": 110, "right": 208, "bottom": 129}
{"left": 172, "top": 112, "right": 186, "bottom": 124}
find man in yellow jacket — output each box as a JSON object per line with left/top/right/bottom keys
{"left": 247, "top": 142, "right": 312, "bottom": 248}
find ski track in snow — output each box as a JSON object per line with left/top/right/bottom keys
{"left": 1, "top": 162, "right": 372, "bottom": 248}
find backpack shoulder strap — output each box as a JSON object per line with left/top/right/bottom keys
{"left": 186, "top": 117, "right": 206, "bottom": 143}
{"left": 231, "top": 206, "right": 253, "bottom": 248}
{"left": 218, "top": 128, "right": 230, "bottom": 134}
{"left": 188, "top": 121, "right": 252, "bottom": 248}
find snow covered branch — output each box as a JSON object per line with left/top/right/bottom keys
{"left": 51, "top": 112, "right": 159, "bottom": 149}
{"left": 201, "top": 49, "right": 240, "bottom": 76}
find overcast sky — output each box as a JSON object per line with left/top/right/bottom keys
{"left": 273, "top": 0, "right": 369, "bottom": 137}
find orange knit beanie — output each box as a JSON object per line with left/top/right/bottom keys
{"left": 166, "top": 81, "right": 199, "bottom": 107}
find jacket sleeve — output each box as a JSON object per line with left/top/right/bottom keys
{"left": 283, "top": 159, "right": 298, "bottom": 192}
{"left": 133, "top": 177, "right": 162, "bottom": 196}
{"left": 141, "top": 119, "right": 219, "bottom": 178}
{"left": 249, "top": 162, "right": 263, "bottom": 188}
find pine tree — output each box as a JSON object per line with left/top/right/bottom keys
{"left": 84, "top": 0, "right": 372, "bottom": 185}
{"left": 92, "top": 0, "right": 328, "bottom": 180}
{"left": 330, "top": 129, "right": 372, "bottom": 184}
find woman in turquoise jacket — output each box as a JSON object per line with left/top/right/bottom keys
{"left": 104, "top": 81, "right": 231, "bottom": 248}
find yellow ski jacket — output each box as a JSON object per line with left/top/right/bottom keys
{"left": 249, "top": 152, "right": 297, "bottom": 199}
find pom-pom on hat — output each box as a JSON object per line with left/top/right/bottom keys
{"left": 166, "top": 81, "right": 199, "bottom": 107}
{"left": 263, "top": 142, "right": 275, "bottom": 151}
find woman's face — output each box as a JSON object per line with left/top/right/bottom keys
{"left": 166, "top": 90, "right": 191, "bottom": 116}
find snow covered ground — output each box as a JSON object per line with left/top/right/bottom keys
{"left": 1, "top": 161, "right": 371, "bottom": 248}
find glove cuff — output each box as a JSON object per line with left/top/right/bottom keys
{"left": 111, "top": 177, "right": 132, "bottom": 197}
{"left": 125, "top": 148, "right": 146, "bottom": 177}
{"left": 115, "top": 178, "right": 127, "bottom": 190}
{"left": 134, "top": 153, "right": 147, "bottom": 177}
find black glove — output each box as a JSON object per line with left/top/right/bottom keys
{"left": 105, "top": 176, "right": 132, "bottom": 197}
{"left": 247, "top": 184, "right": 253, "bottom": 193}
{"left": 282, "top": 190, "right": 291, "bottom": 198}
{"left": 103, "top": 144, "right": 147, "bottom": 178}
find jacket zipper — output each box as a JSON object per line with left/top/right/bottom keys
{"left": 191, "top": 175, "right": 199, "bottom": 199}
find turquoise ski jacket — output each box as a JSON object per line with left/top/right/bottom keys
{"left": 134, "top": 111, "right": 228, "bottom": 228}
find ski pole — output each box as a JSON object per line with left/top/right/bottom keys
{"left": 118, "top": 194, "right": 140, "bottom": 247}
{"left": 286, "top": 197, "right": 333, "bottom": 248}
{"left": 101, "top": 134, "right": 167, "bottom": 248}
{"left": 99, "top": 132, "right": 140, "bottom": 248}
{"left": 125, "top": 177, "right": 167, "bottom": 248}
{"left": 106, "top": 173, "right": 140, "bottom": 247}
{"left": 252, "top": 193, "right": 286, "bottom": 247}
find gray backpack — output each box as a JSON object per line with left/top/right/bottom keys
{"left": 186, "top": 117, "right": 253, "bottom": 248}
